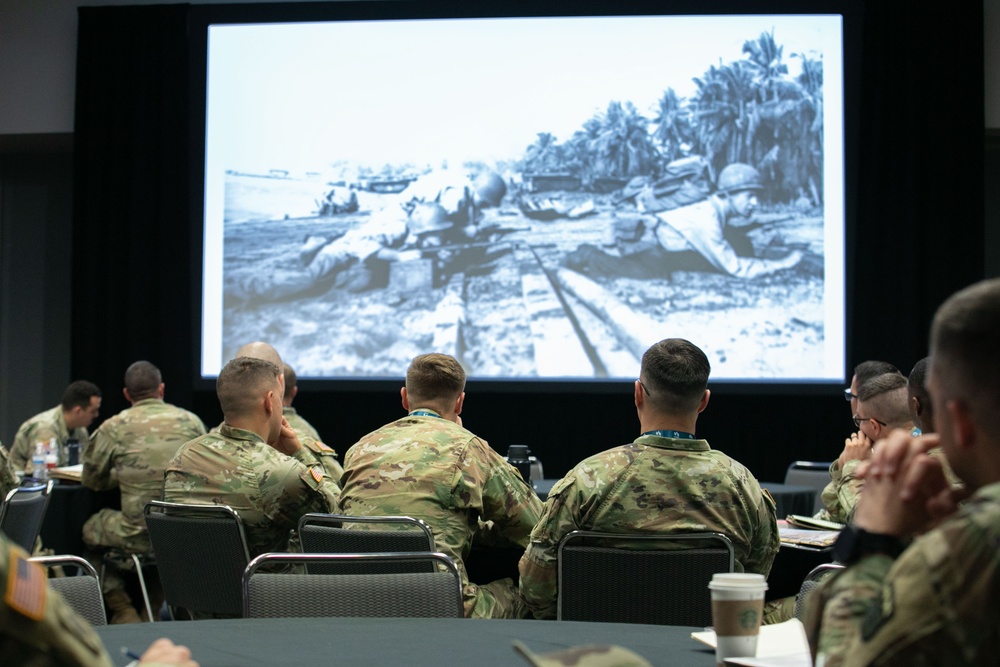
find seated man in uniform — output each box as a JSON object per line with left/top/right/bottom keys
{"left": 10, "top": 380, "right": 102, "bottom": 472}
{"left": 518, "top": 338, "right": 779, "bottom": 619}
{"left": 81, "top": 361, "right": 207, "bottom": 623}
{"left": 163, "top": 356, "right": 340, "bottom": 617}
{"left": 339, "top": 353, "right": 542, "bottom": 619}
{"left": 805, "top": 277, "right": 1000, "bottom": 665}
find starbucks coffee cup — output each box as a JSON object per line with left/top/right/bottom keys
{"left": 708, "top": 573, "right": 768, "bottom": 666}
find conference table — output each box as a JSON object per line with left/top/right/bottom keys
{"left": 97, "top": 617, "right": 716, "bottom": 667}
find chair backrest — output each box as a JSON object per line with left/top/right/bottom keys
{"left": 30, "top": 554, "right": 106, "bottom": 626}
{"left": 794, "top": 562, "right": 844, "bottom": 620}
{"left": 557, "top": 530, "right": 735, "bottom": 626}
{"left": 298, "top": 513, "right": 436, "bottom": 574}
{"left": 144, "top": 500, "right": 251, "bottom": 617}
{"left": 784, "top": 461, "right": 833, "bottom": 514}
{"left": 0, "top": 480, "right": 54, "bottom": 552}
{"left": 242, "top": 552, "right": 464, "bottom": 619}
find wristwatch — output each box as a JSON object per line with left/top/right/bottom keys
{"left": 832, "top": 524, "right": 907, "bottom": 564}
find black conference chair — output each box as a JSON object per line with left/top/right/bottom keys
{"left": 0, "top": 480, "right": 54, "bottom": 552}
{"left": 557, "top": 530, "right": 735, "bottom": 626}
{"left": 242, "top": 552, "right": 464, "bottom": 619}
{"left": 30, "top": 554, "right": 106, "bottom": 626}
{"left": 144, "top": 500, "right": 250, "bottom": 618}
{"left": 298, "top": 513, "right": 436, "bottom": 574}
{"left": 793, "top": 562, "right": 845, "bottom": 620}
{"left": 784, "top": 461, "right": 834, "bottom": 514}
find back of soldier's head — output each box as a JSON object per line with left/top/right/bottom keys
{"left": 405, "top": 354, "right": 466, "bottom": 406}
{"left": 930, "top": 278, "right": 1000, "bottom": 437}
{"left": 639, "top": 339, "right": 710, "bottom": 416}
{"left": 854, "top": 360, "right": 901, "bottom": 387}
{"left": 125, "top": 361, "right": 162, "bottom": 400}
{"left": 907, "top": 357, "right": 933, "bottom": 430}
{"left": 235, "top": 341, "right": 283, "bottom": 368}
{"left": 283, "top": 364, "right": 297, "bottom": 400}
{"left": 217, "top": 357, "right": 281, "bottom": 419}
{"left": 857, "top": 372, "right": 911, "bottom": 429}
{"left": 61, "top": 380, "right": 102, "bottom": 411}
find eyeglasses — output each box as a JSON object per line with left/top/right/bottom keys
{"left": 852, "top": 414, "right": 887, "bottom": 429}
{"left": 843, "top": 388, "right": 856, "bottom": 402}
{"left": 638, "top": 379, "right": 650, "bottom": 396}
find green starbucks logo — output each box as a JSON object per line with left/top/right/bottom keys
{"left": 740, "top": 609, "right": 759, "bottom": 629}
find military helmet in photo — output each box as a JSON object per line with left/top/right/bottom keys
{"left": 408, "top": 202, "right": 453, "bottom": 235}
{"left": 473, "top": 172, "right": 507, "bottom": 207}
{"left": 716, "top": 163, "right": 763, "bottom": 195}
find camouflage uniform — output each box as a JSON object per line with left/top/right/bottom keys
{"left": 81, "top": 397, "right": 206, "bottom": 596}
{"left": 9, "top": 406, "right": 90, "bottom": 472}
{"left": 0, "top": 443, "right": 19, "bottom": 500}
{"left": 282, "top": 406, "right": 322, "bottom": 442}
{"left": 163, "top": 423, "right": 340, "bottom": 559}
{"left": 213, "top": 416, "right": 344, "bottom": 482}
{"left": 0, "top": 535, "right": 113, "bottom": 667}
{"left": 519, "top": 434, "right": 779, "bottom": 620}
{"left": 805, "top": 481, "right": 1000, "bottom": 666}
{"left": 339, "top": 411, "right": 543, "bottom": 619}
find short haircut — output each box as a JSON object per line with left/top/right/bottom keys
{"left": 216, "top": 357, "right": 280, "bottom": 418}
{"left": 235, "top": 341, "right": 283, "bottom": 369}
{"left": 125, "top": 361, "right": 162, "bottom": 400}
{"left": 854, "top": 360, "right": 901, "bottom": 387}
{"left": 907, "top": 357, "right": 933, "bottom": 431}
{"left": 405, "top": 354, "right": 466, "bottom": 407}
{"left": 61, "top": 380, "right": 101, "bottom": 411}
{"left": 283, "top": 364, "right": 297, "bottom": 400}
{"left": 930, "top": 278, "right": 1000, "bottom": 435}
{"left": 857, "top": 372, "right": 911, "bottom": 429}
{"left": 639, "top": 339, "right": 710, "bottom": 415}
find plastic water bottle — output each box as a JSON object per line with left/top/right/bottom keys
{"left": 32, "top": 442, "right": 47, "bottom": 480}
{"left": 45, "top": 437, "right": 58, "bottom": 473}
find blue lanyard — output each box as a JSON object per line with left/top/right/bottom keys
{"left": 409, "top": 410, "right": 441, "bottom": 419}
{"left": 642, "top": 429, "right": 696, "bottom": 440}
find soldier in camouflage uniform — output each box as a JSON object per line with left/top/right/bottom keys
{"left": 815, "top": 373, "right": 915, "bottom": 523}
{"left": 81, "top": 361, "right": 207, "bottom": 623}
{"left": 0, "top": 533, "right": 198, "bottom": 666}
{"left": 340, "top": 353, "right": 542, "bottom": 619}
{"left": 805, "top": 278, "right": 1000, "bottom": 665}
{"left": 519, "top": 338, "right": 779, "bottom": 620}
{"left": 0, "top": 443, "right": 18, "bottom": 500}
{"left": 9, "top": 380, "right": 102, "bottom": 472}
{"left": 163, "top": 356, "right": 339, "bottom": 617}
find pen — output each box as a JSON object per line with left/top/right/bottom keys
{"left": 121, "top": 646, "right": 143, "bottom": 664}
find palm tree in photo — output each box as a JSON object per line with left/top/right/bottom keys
{"left": 590, "top": 101, "right": 658, "bottom": 179}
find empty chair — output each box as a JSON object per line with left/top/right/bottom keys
{"left": 557, "top": 530, "right": 735, "bottom": 626}
{"left": 30, "top": 555, "right": 106, "bottom": 626}
{"left": 243, "top": 552, "right": 464, "bottom": 619}
{"left": 0, "top": 480, "right": 54, "bottom": 552}
{"left": 298, "top": 513, "right": 435, "bottom": 574}
{"left": 144, "top": 500, "right": 250, "bottom": 618}
{"left": 784, "top": 461, "right": 834, "bottom": 514}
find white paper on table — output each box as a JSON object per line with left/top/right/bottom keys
{"left": 691, "top": 619, "right": 812, "bottom": 666}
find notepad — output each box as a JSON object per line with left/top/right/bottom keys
{"left": 691, "top": 619, "right": 812, "bottom": 667}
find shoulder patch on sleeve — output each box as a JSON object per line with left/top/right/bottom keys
{"left": 310, "top": 466, "right": 324, "bottom": 484}
{"left": 861, "top": 581, "right": 895, "bottom": 641}
{"left": 5, "top": 547, "right": 47, "bottom": 621}
{"left": 303, "top": 438, "right": 337, "bottom": 456}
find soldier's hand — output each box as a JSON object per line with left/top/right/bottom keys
{"left": 270, "top": 417, "right": 302, "bottom": 455}
{"left": 140, "top": 638, "right": 199, "bottom": 666}
{"left": 839, "top": 431, "right": 872, "bottom": 465}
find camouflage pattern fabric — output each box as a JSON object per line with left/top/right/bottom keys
{"left": 163, "top": 424, "right": 340, "bottom": 559}
{"left": 512, "top": 641, "right": 653, "bottom": 667}
{"left": 815, "top": 459, "right": 860, "bottom": 524}
{"left": 519, "top": 434, "right": 779, "bottom": 620}
{"left": 816, "top": 446, "right": 962, "bottom": 524}
{"left": 339, "top": 411, "right": 542, "bottom": 619}
{"left": 0, "top": 443, "right": 18, "bottom": 500}
{"left": 0, "top": 535, "right": 113, "bottom": 667}
{"left": 9, "top": 406, "right": 90, "bottom": 472}
{"left": 805, "top": 481, "right": 1000, "bottom": 666}
{"left": 81, "top": 398, "right": 207, "bottom": 555}
{"left": 282, "top": 406, "right": 322, "bottom": 442}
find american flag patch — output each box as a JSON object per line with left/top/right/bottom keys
{"left": 5, "top": 547, "right": 46, "bottom": 621}
{"left": 310, "top": 467, "right": 324, "bottom": 483}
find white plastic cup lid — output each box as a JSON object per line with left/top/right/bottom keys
{"left": 708, "top": 573, "right": 768, "bottom": 590}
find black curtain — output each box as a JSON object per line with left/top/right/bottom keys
{"left": 71, "top": 1, "right": 984, "bottom": 482}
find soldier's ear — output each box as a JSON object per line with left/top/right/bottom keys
{"left": 697, "top": 389, "right": 711, "bottom": 414}
{"left": 400, "top": 387, "right": 410, "bottom": 411}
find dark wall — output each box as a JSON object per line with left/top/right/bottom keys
{"left": 68, "top": 1, "right": 985, "bottom": 484}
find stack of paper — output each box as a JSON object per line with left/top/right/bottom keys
{"left": 691, "top": 618, "right": 812, "bottom": 667}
